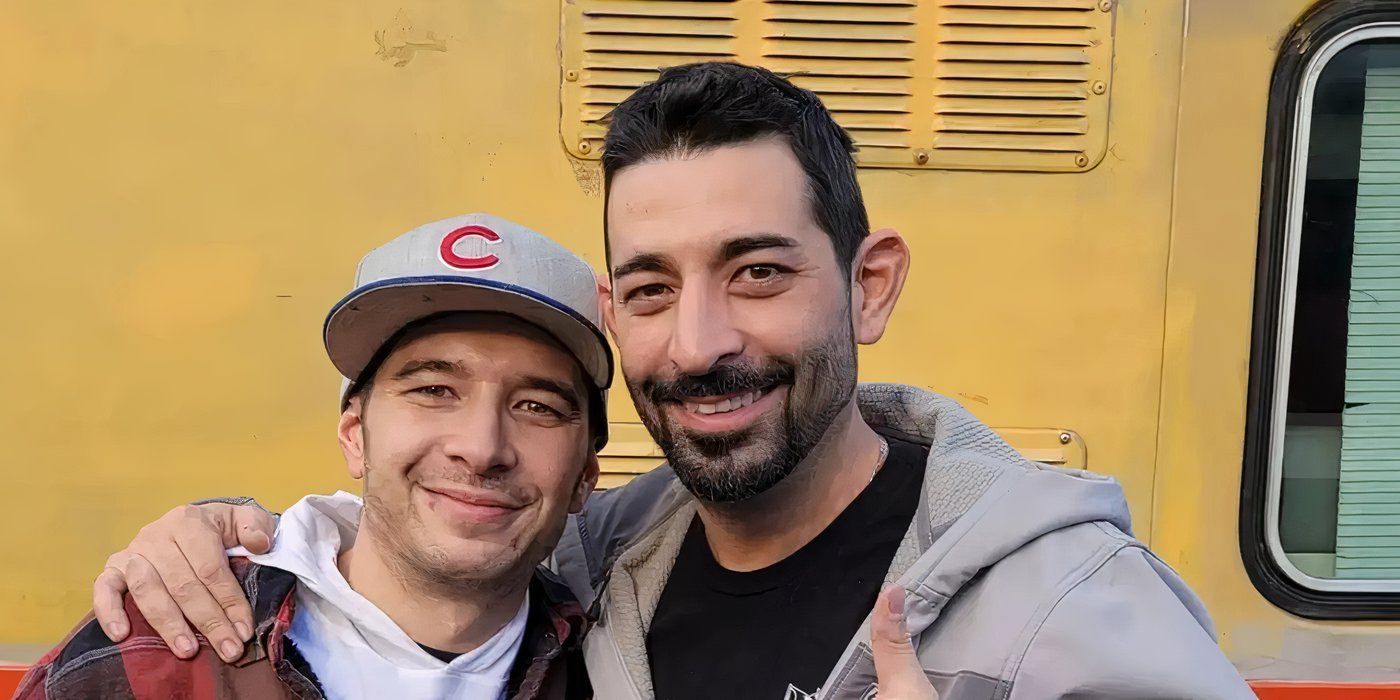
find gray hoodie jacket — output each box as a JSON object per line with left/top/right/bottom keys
{"left": 552, "top": 384, "right": 1254, "bottom": 699}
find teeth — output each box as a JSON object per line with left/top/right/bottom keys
{"left": 683, "top": 390, "right": 764, "bottom": 416}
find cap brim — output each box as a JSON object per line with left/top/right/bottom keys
{"left": 324, "top": 275, "right": 612, "bottom": 391}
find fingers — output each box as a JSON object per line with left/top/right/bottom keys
{"left": 871, "top": 585, "right": 938, "bottom": 700}
{"left": 88, "top": 502, "right": 268, "bottom": 662}
{"left": 119, "top": 552, "right": 201, "bottom": 659}
{"left": 93, "top": 560, "right": 131, "bottom": 641}
{"left": 226, "top": 504, "right": 276, "bottom": 554}
{"left": 127, "top": 506, "right": 246, "bottom": 661}
{"left": 172, "top": 526, "right": 251, "bottom": 661}
{"left": 189, "top": 505, "right": 262, "bottom": 641}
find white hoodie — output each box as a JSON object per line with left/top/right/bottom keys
{"left": 240, "top": 492, "right": 528, "bottom": 700}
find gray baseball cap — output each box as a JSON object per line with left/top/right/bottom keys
{"left": 324, "top": 213, "right": 613, "bottom": 411}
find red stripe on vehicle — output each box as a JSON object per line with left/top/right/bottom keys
{"left": 1, "top": 665, "right": 29, "bottom": 698}
{"left": 1252, "top": 681, "right": 1400, "bottom": 699}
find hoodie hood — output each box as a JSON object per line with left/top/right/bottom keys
{"left": 560, "top": 383, "right": 1244, "bottom": 700}
{"left": 855, "top": 383, "right": 1133, "bottom": 636}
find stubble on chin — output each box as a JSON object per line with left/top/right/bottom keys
{"left": 359, "top": 479, "right": 526, "bottom": 597}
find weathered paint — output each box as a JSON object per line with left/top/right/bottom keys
{"left": 1157, "top": 0, "right": 1400, "bottom": 681}
{"left": 0, "top": 0, "right": 1395, "bottom": 684}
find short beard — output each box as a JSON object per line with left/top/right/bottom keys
{"left": 627, "top": 323, "right": 858, "bottom": 503}
{"left": 357, "top": 441, "right": 527, "bottom": 598}
{"left": 361, "top": 486, "right": 512, "bottom": 596}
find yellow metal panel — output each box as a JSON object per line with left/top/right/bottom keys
{"left": 559, "top": 0, "right": 1115, "bottom": 171}
{"left": 1157, "top": 0, "right": 1400, "bottom": 681}
{"left": 992, "top": 427, "right": 1087, "bottom": 468}
{"left": 0, "top": 0, "right": 625, "bottom": 648}
{"left": 598, "top": 423, "right": 1087, "bottom": 487}
{"left": 0, "top": 0, "right": 1209, "bottom": 667}
{"left": 599, "top": 422, "right": 669, "bottom": 460}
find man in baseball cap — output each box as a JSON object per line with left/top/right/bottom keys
{"left": 17, "top": 213, "right": 604, "bottom": 700}
{"left": 327, "top": 213, "right": 612, "bottom": 431}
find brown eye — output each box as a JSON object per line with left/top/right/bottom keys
{"left": 631, "top": 284, "right": 669, "bottom": 299}
{"left": 516, "top": 399, "right": 571, "bottom": 423}
{"left": 735, "top": 265, "right": 788, "bottom": 284}
{"left": 412, "top": 385, "right": 454, "bottom": 399}
{"left": 522, "top": 400, "right": 560, "bottom": 417}
{"left": 621, "top": 282, "right": 675, "bottom": 315}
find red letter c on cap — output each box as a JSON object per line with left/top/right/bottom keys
{"left": 440, "top": 225, "right": 501, "bottom": 270}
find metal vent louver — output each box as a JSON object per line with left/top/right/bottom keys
{"left": 560, "top": 0, "right": 1115, "bottom": 172}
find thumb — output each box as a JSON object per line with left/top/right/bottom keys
{"left": 223, "top": 505, "right": 276, "bottom": 554}
{"left": 871, "top": 585, "right": 938, "bottom": 699}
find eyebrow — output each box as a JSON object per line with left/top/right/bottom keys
{"left": 610, "top": 235, "right": 800, "bottom": 280}
{"left": 518, "top": 375, "right": 583, "bottom": 412}
{"left": 719, "top": 234, "right": 799, "bottom": 263}
{"left": 391, "top": 359, "right": 466, "bottom": 380}
{"left": 391, "top": 360, "right": 583, "bottom": 410}
{"left": 611, "top": 252, "right": 671, "bottom": 280}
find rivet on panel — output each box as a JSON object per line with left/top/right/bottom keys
{"left": 1074, "top": 153, "right": 1089, "bottom": 168}
{"left": 1091, "top": 81, "right": 1107, "bottom": 95}
{"left": 565, "top": 69, "right": 579, "bottom": 82}
{"left": 1097, "top": 0, "right": 1111, "bottom": 11}
{"left": 578, "top": 141, "right": 592, "bottom": 154}
{"left": 914, "top": 150, "right": 929, "bottom": 165}
{"left": 1059, "top": 432, "right": 1073, "bottom": 445}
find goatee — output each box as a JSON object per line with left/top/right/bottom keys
{"left": 627, "top": 324, "right": 857, "bottom": 502}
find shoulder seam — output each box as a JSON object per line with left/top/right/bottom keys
{"left": 576, "top": 512, "right": 599, "bottom": 586}
{"left": 47, "top": 637, "right": 181, "bottom": 689}
{"left": 999, "top": 529, "right": 1134, "bottom": 688}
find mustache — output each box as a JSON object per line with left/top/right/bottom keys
{"left": 418, "top": 472, "right": 529, "bottom": 498}
{"left": 642, "top": 359, "right": 795, "bottom": 404}
{"left": 365, "top": 458, "right": 534, "bottom": 503}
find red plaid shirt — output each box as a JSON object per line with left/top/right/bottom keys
{"left": 16, "top": 558, "right": 590, "bottom": 699}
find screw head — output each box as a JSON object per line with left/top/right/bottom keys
{"left": 914, "top": 150, "right": 929, "bottom": 165}
{"left": 565, "top": 69, "right": 579, "bottom": 82}
{"left": 578, "top": 141, "right": 592, "bottom": 154}
{"left": 1092, "top": 80, "right": 1107, "bottom": 95}
{"left": 1059, "top": 432, "right": 1073, "bottom": 445}
{"left": 1098, "top": 0, "right": 1111, "bottom": 11}
{"left": 1074, "top": 153, "right": 1089, "bottom": 168}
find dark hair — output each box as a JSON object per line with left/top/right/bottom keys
{"left": 602, "top": 62, "right": 870, "bottom": 274}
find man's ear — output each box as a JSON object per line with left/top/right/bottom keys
{"left": 597, "top": 271, "right": 619, "bottom": 341}
{"left": 850, "top": 228, "right": 911, "bottom": 345}
{"left": 338, "top": 395, "right": 368, "bottom": 480}
{"left": 570, "top": 452, "right": 601, "bottom": 514}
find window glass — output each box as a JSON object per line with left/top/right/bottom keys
{"left": 1278, "top": 40, "right": 1400, "bottom": 584}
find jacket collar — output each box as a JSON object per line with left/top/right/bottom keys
{"left": 234, "top": 559, "right": 587, "bottom": 700}
{"left": 592, "top": 384, "right": 1025, "bottom": 699}
{"left": 506, "top": 568, "right": 590, "bottom": 699}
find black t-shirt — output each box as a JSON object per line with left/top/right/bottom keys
{"left": 646, "top": 435, "right": 928, "bottom": 700}
{"left": 417, "top": 642, "right": 462, "bottom": 663}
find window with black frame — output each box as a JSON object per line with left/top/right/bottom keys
{"left": 1264, "top": 36, "right": 1400, "bottom": 598}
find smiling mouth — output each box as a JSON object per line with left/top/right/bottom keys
{"left": 678, "top": 385, "right": 776, "bottom": 415}
{"left": 421, "top": 485, "right": 525, "bottom": 511}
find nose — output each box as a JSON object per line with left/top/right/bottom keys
{"left": 438, "top": 391, "right": 518, "bottom": 475}
{"left": 669, "top": 284, "right": 744, "bottom": 375}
